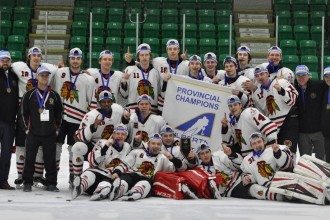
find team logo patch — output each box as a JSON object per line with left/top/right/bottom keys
{"left": 137, "top": 161, "right": 155, "bottom": 177}
{"left": 26, "top": 78, "right": 36, "bottom": 91}
{"left": 257, "top": 161, "right": 274, "bottom": 179}
{"left": 266, "top": 95, "right": 280, "bottom": 116}
{"left": 136, "top": 130, "right": 149, "bottom": 143}
{"left": 49, "top": 98, "right": 54, "bottom": 105}
{"left": 257, "top": 191, "right": 264, "bottom": 196}
{"left": 234, "top": 129, "right": 246, "bottom": 148}
{"left": 310, "top": 93, "right": 317, "bottom": 99}
{"left": 105, "top": 158, "right": 122, "bottom": 169}
{"left": 76, "top": 157, "right": 81, "bottom": 163}
{"left": 19, "top": 155, "right": 25, "bottom": 161}
{"left": 61, "top": 81, "right": 79, "bottom": 103}
{"left": 284, "top": 140, "right": 292, "bottom": 148}
{"left": 177, "top": 113, "right": 215, "bottom": 138}
{"left": 101, "top": 124, "right": 114, "bottom": 139}
{"left": 137, "top": 80, "right": 154, "bottom": 99}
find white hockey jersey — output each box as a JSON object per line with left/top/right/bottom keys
{"left": 52, "top": 67, "right": 95, "bottom": 124}
{"left": 161, "top": 144, "right": 198, "bottom": 170}
{"left": 260, "top": 62, "right": 295, "bottom": 84}
{"left": 222, "top": 107, "right": 278, "bottom": 157}
{"left": 11, "top": 61, "right": 58, "bottom": 100}
{"left": 120, "top": 65, "right": 161, "bottom": 113}
{"left": 240, "top": 146, "right": 293, "bottom": 187}
{"left": 75, "top": 104, "right": 125, "bottom": 145}
{"left": 253, "top": 78, "right": 298, "bottom": 129}
{"left": 88, "top": 139, "right": 131, "bottom": 171}
{"left": 87, "top": 68, "right": 123, "bottom": 109}
{"left": 113, "top": 148, "right": 176, "bottom": 178}
{"left": 152, "top": 57, "right": 189, "bottom": 79}
{"left": 127, "top": 111, "right": 166, "bottom": 148}
{"left": 238, "top": 67, "right": 255, "bottom": 82}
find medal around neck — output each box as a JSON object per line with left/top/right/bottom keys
{"left": 38, "top": 108, "right": 43, "bottom": 114}
{"left": 6, "top": 88, "right": 11, "bottom": 93}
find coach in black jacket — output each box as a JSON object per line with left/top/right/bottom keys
{"left": 0, "top": 51, "right": 19, "bottom": 190}
{"left": 20, "top": 66, "right": 63, "bottom": 192}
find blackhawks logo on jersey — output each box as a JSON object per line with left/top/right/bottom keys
{"left": 215, "top": 171, "right": 230, "bottom": 187}
{"left": 257, "top": 161, "right": 274, "bottom": 179}
{"left": 137, "top": 80, "right": 154, "bottom": 99}
{"left": 137, "top": 161, "right": 155, "bottom": 177}
{"left": 61, "top": 81, "right": 79, "bottom": 103}
{"left": 136, "top": 130, "right": 149, "bottom": 143}
{"left": 105, "top": 158, "right": 122, "bottom": 169}
{"left": 26, "top": 78, "right": 37, "bottom": 91}
{"left": 266, "top": 95, "right": 280, "bottom": 116}
{"left": 234, "top": 129, "right": 246, "bottom": 148}
{"left": 101, "top": 124, "right": 114, "bottom": 139}
{"left": 95, "top": 86, "right": 116, "bottom": 103}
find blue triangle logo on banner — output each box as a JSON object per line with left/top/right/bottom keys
{"left": 176, "top": 113, "right": 215, "bottom": 138}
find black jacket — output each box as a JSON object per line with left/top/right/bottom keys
{"left": 321, "top": 82, "right": 330, "bottom": 137}
{"left": 294, "top": 80, "right": 324, "bottom": 133}
{"left": 20, "top": 86, "right": 63, "bottom": 136}
{"left": 0, "top": 67, "right": 19, "bottom": 124}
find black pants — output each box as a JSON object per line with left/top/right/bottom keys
{"left": 23, "top": 133, "right": 57, "bottom": 185}
{"left": 15, "top": 113, "right": 27, "bottom": 147}
{"left": 278, "top": 116, "right": 299, "bottom": 153}
{"left": 325, "top": 136, "right": 330, "bottom": 163}
{"left": 0, "top": 121, "right": 15, "bottom": 184}
{"left": 57, "top": 120, "right": 79, "bottom": 145}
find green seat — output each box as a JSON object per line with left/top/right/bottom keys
{"left": 180, "top": 9, "right": 196, "bottom": 24}
{"left": 198, "top": 9, "right": 215, "bottom": 24}
{"left": 92, "top": 22, "right": 104, "bottom": 36}
{"left": 14, "top": 7, "right": 32, "bottom": 21}
{"left": 293, "top": 11, "right": 309, "bottom": 26}
{"left": 143, "top": 0, "right": 161, "bottom": 9}
{"left": 218, "top": 24, "right": 235, "bottom": 40}
{"left": 7, "top": 35, "right": 25, "bottom": 51}
{"left": 276, "top": 11, "right": 292, "bottom": 26}
{"left": 292, "top": 0, "right": 309, "bottom": 11}
{"left": 0, "top": 0, "right": 16, "bottom": 7}
{"left": 199, "top": 24, "right": 216, "bottom": 39}
{"left": 214, "top": 0, "right": 232, "bottom": 10}
{"left": 91, "top": 7, "right": 107, "bottom": 23}
{"left": 72, "top": 21, "right": 88, "bottom": 37}
{"left": 160, "top": 38, "right": 171, "bottom": 52}
{"left": 181, "top": 23, "right": 197, "bottom": 39}
{"left": 143, "top": 38, "right": 160, "bottom": 53}
{"left": 0, "top": 6, "right": 12, "bottom": 20}
{"left": 274, "top": 0, "right": 289, "bottom": 12}
{"left": 126, "top": 0, "right": 142, "bottom": 8}
{"left": 0, "top": 20, "right": 11, "bottom": 39}
{"left": 301, "top": 55, "right": 318, "bottom": 72}
{"left": 323, "top": 56, "right": 330, "bottom": 67}
{"left": 310, "top": 26, "right": 323, "bottom": 45}
{"left": 87, "top": 51, "right": 100, "bottom": 68}
{"left": 309, "top": 0, "right": 327, "bottom": 12}
{"left": 109, "top": 0, "right": 123, "bottom": 8}
{"left": 183, "top": 38, "right": 197, "bottom": 54}
{"left": 143, "top": 23, "right": 159, "bottom": 38}
{"left": 74, "top": 7, "right": 90, "bottom": 22}
{"left": 70, "top": 36, "right": 87, "bottom": 52}
{"left": 198, "top": 0, "right": 216, "bottom": 10}
{"left": 9, "top": 50, "right": 23, "bottom": 62}
{"left": 124, "top": 23, "right": 138, "bottom": 38}
{"left": 108, "top": 8, "right": 124, "bottom": 23}
{"left": 90, "top": 36, "right": 104, "bottom": 52}
{"left": 278, "top": 25, "right": 293, "bottom": 41}
{"left": 310, "top": 72, "right": 319, "bottom": 80}
{"left": 107, "top": 22, "right": 122, "bottom": 38}
{"left": 323, "top": 41, "right": 329, "bottom": 56}
{"left": 310, "top": 11, "right": 325, "bottom": 26}
{"left": 216, "top": 10, "right": 232, "bottom": 25}
{"left": 16, "top": 0, "right": 34, "bottom": 7}
{"left": 282, "top": 55, "right": 299, "bottom": 71}
{"left": 218, "top": 39, "right": 235, "bottom": 55}
{"left": 294, "top": 25, "right": 310, "bottom": 44}
{"left": 144, "top": 9, "right": 160, "bottom": 23}
{"left": 218, "top": 53, "right": 230, "bottom": 69}
{"left": 199, "top": 38, "right": 216, "bottom": 54}
{"left": 12, "top": 21, "right": 29, "bottom": 37}
{"left": 93, "top": 0, "right": 108, "bottom": 8}
{"left": 300, "top": 40, "right": 317, "bottom": 56}
{"left": 178, "top": 0, "right": 196, "bottom": 10}
{"left": 280, "top": 40, "right": 297, "bottom": 55}
{"left": 112, "top": 52, "right": 121, "bottom": 71}
{"left": 123, "top": 37, "right": 139, "bottom": 52}
{"left": 162, "top": 9, "right": 178, "bottom": 24}
{"left": 105, "top": 37, "right": 121, "bottom": 53}
{"left": 161, "top": 23, "right": 178, "bottom": 39}
{"left": 76, "top": 0, "right": 92, "bottom": 8}
{"left": 0, "top": 35, "right": 5, "bottom": 48}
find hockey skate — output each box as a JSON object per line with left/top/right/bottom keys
{"left": 33, "top": 177, "right": 47, "bottom": 189}
{"left": 181, "top": 184, "right": 199, "bottom": 199}
{"left": 208, "top": 179, "right": 222, "bottom": 200}
{"left": 109, "top": 178, "right": 121, "bottom": 201}
{"left": 90, "top": 187, "right": 111, "bottom": 201}
{"left": 14, "top": 178, "right": 24, "bottom": 189}
{"left": 71, "top": 176, "right": 82, "bottom": 200}
{"left": 117, "top": 190, "right": 142, "bottom": 201}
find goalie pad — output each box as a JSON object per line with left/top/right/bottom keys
{"left": 294, "top": 154, "right": 330, "bottom": 185}
{"left": 270, "top": 171, "right": 330, "bottom": 205}
{"left": 153, "top": 172, "right": 187, "bottom": 200}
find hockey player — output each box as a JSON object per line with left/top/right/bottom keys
{"left": 120, "top": 43, "right": 161, "bottom": 114}
{"left": 52, "top": 48, "right": 95, "bottom": 185}
{"left": 87, "top": 50, "right": 125, "bottom": 109}
{"left": 71, "top": 90, "right": 130, "bottom": 178}
{"left": 71, "top": 124, "right": 131, "bottom": 201}
{"left": 109, "top": 133, "right": 176, "bottom": 201}
{"left": 218, "top": 56, "right": 253, "bottom": 108}
{"left": 235, "top": 46, "right": 255, "bottom": 81}
{"left": 202, "top": 52, "right": 225, "bottom": 84}
{"left": 12, "top": 47, "right": 60, "bottom": 188}
{"left": 221, "top": 95, "right": 278, "bottom": 157}
{"left": 252, "top": 66, "right": 299, "bottom": 154}
{"left": 127, "top": 94, "right": 166, "bottom": 149}
{"left": 238, "top": 132, "right": 293, "bottom": 201}
{"left": 185, "top": 55, "right": 212, "bottom": 83}
{"left": 321, "top": 67, "right": 330, "bottom": 163}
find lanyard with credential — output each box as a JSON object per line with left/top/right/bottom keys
{"left": 35, "top": 88, "right": 50, "bottom": 113}
{"left": 29, "top": 66, "right": 40, "bottom": 88}
{"left": 139, "top": 67, "right": 150, "bottom": 84}
{"left": 69, "top": 69, "right": 79, "bottom": 90}
{"left": 327, "top": 89, "right": 330, "bottom": 110}
{"left": 100, "top": 70, "right": 111, "bottom": 90}
{"left": 5, "top": 71, "right": 11, "bottom": 93}
{"left": 167, "top": 60, "right": 179, "bottom": 75}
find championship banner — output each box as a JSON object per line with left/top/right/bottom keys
{"left": 163, "top": 75, "right": 233, "bottom": 152}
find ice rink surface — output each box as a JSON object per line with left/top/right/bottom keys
{"left": 1, "top": 146, "right": 330, "bottom": 220}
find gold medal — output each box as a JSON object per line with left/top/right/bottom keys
{"left": 38, "top": 108, "right": 43, "bottom": 114}
{"left": 6, "top": 88, "right": 11, "bottom": 93}
{"left": 327, "top": 104, "right": 330, "bottom": 110}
